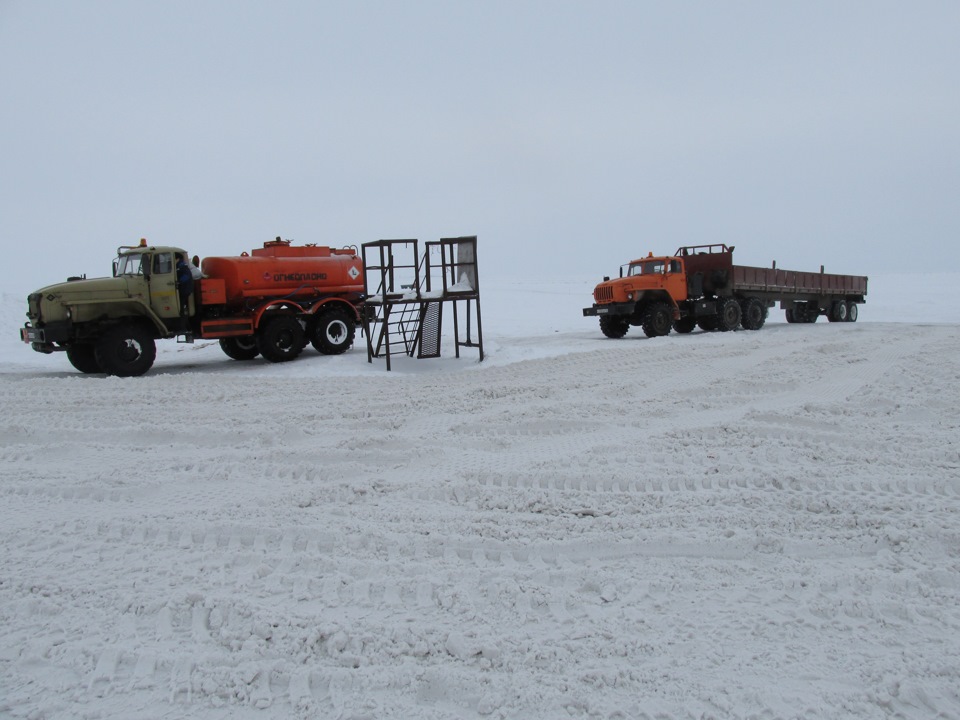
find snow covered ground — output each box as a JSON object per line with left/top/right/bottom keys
{"left": 2, "top": 274, "right": 959, "bottom": 719}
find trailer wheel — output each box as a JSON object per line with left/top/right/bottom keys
{"left": 828, "top": 301, "right": 848, "bottom": 322}
{"left": 717, "top": 298, "right": 742, "bottom": 331}
{"left": 311, "top": 308, "right": 355, "bottom": 355}
{"left": 642, "top": 303, "right": 672, "bottom": 337}
{"left": 66, "top": 344, "right": 102, "bottom": 374}
{"left": 847, "top": 302, "right": 858, "bottom": 322}
{"left": 673, "top": 317, "right": 696, "bottom": 334}
{"left": 789, "top": 302, "right": 817, "bottom": 324}
{"left": 257, "top": 315, "right": 305, "bottom": 363}
{"left": 599, "top": 316, "right": 629, "bottom": 338}
{"left": 219, "top": 336, "right": 260, "bottom": 360}
{"left": 94, "top": 324, "right": 157, "bottom": 377}
{"left": 740, "top": 298, "right": 766, "bottom": 330}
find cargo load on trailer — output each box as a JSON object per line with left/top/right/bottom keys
{"left": 583, "top": 244, "right": 867, "bottom": 338}
{"left": 20, "top": 237, "right": 364, "bottom": 376}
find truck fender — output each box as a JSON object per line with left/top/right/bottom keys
{"left": 251, "top": 300, "right": 307, "bottom": 330}
{"left": 68, "top": 297, "right": 168, "bottom": 337}
{"left": 635, "top": 291, "right": 681, "bottom": 321}
{"left": 308, "top": 298, "right": 362, "bottom": 323}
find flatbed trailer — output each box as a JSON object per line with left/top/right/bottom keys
{"left": 584, "top": 244, "right": 868, "bottom": 338}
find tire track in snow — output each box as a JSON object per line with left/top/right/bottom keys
{"left": 4, "top": 324, "right": 960, "bottom": 719}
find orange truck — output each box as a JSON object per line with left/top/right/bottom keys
{"left": 20, "top": 237, "right": 364, "bottom": 376}
{"left": 583, "top": 244, "right": 867, "bottom": 338}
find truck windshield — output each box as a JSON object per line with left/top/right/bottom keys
{"left": 116, "top": 253, "right": 148, "bottom": 276}
{"left": 629, "top": 261, "right": 665, "bottom": 276}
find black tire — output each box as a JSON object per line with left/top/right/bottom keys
{"left": 673, "top": 316, "right": 697, "bottom": 334}
{"left": 256, "top": 315, "right": 305, "bottom": 363}
{"left": 219, "top": 336, "right": 260, "bottom": 360}
{"left": 599, "top": 316, "right": 629, "bottom": 339}
{"left": 66, "top": 344, "right": 102, "bottom": 374}
{"left": 697, "top": 316, "right": 720, "bottom": 332}
{"left": 642, "top": 303, "right": 673, "bottom": 338}
{"left": 717, "top": 298, "right": 742, "bottom": 331}
{"left": 311, "top": 308, "right": 356, "bottom": 354}
{"left": 847, "top": 302, "right": 858, "bottom": 322}
{"left": 94, "top": 324, "right": 157, "bottom": 377}
{"left": 740, "top": 298, "right": 766, "bottom": 331}
{"left": 788, "top": 303, "right": 817, "bottom": 324}
{"left": 828, "top": 301, "right": 848, "bottom": 323}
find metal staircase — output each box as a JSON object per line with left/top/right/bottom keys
{"left": 361, "top": 237, "right": 482, "bottom": 370}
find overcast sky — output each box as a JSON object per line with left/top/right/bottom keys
{"left": 1, "top": 1, "right": 958, "bottom": 290}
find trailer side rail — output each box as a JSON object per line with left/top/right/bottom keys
{"left": 732, "top": 265, "right": 868, "bottom": 296}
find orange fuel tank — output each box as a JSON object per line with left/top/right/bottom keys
{"left": 201, "top": 240, "right": 364, "bottom": 307}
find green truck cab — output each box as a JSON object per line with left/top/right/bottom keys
{"left": 20, "top": 239, "right": 196, "bottom": 376}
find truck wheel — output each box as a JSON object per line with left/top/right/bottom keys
{"left": 219, "top": 336, "right": 260, "bottom": 360}
{"left": 66, "top": 344, "right": 102, "bottom": 374}
{"left": 828, "top": 301, "right": 848, "bottom": 322}
{"left": 311, "top": 308, "right": 355, "bottom": 354}
{"left": 642, "top": 303, "right": 672, "bottom": 338}
{"left": 697, "top": 317, "right": 719, "bottom": 332}
{"left": 847, "top": 302, "right": 858, "bottom": 322}
{"left": 257, "top": 316, "right": 305, "bottom": 363}
{"left": 599, "top": 316, "right": 629, "bottom": 338}
{"left": 740, "top": 298, "right": 766, "bottom": 330}
{"left": 673, "top": 317, "right": 696, "bottom": 334}
{"left": 717, "top": 298, "right": 742, "bottom": 331}
{"left": 94, "top": 324, "right": 157, "bottom": 377}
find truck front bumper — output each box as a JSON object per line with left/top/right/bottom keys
{"left": 20, "top": 323, "right": 66, "bottom": 352}
{"left": 583, "top": 302, "right": 635, "bottom": 318}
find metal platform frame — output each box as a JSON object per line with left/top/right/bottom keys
{"left": 361, "top": 236, "right": 483, "bottom": 371}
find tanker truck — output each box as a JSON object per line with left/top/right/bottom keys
{"left": 583, "top": 244, "right": 867, "bottom": 338}
{"left": 19, "top": 237, "right": 365, "bottom": 376}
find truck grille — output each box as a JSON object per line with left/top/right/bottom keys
{"left": 594, "top": 286, "right": 614, "bottom": 303}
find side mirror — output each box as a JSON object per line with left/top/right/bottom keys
{"left": 112, "top": 260, "right": 118, "bottom": 277}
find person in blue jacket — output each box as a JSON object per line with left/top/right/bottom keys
{"left": 176, "top": 254, "right": 194, "bottom": 315}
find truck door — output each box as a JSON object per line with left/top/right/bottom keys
{"left": 664, "top": 259, "right": 689, "bottom": 301}
{"left": 147, "top": 251, "right": 182, "bottom": 322}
